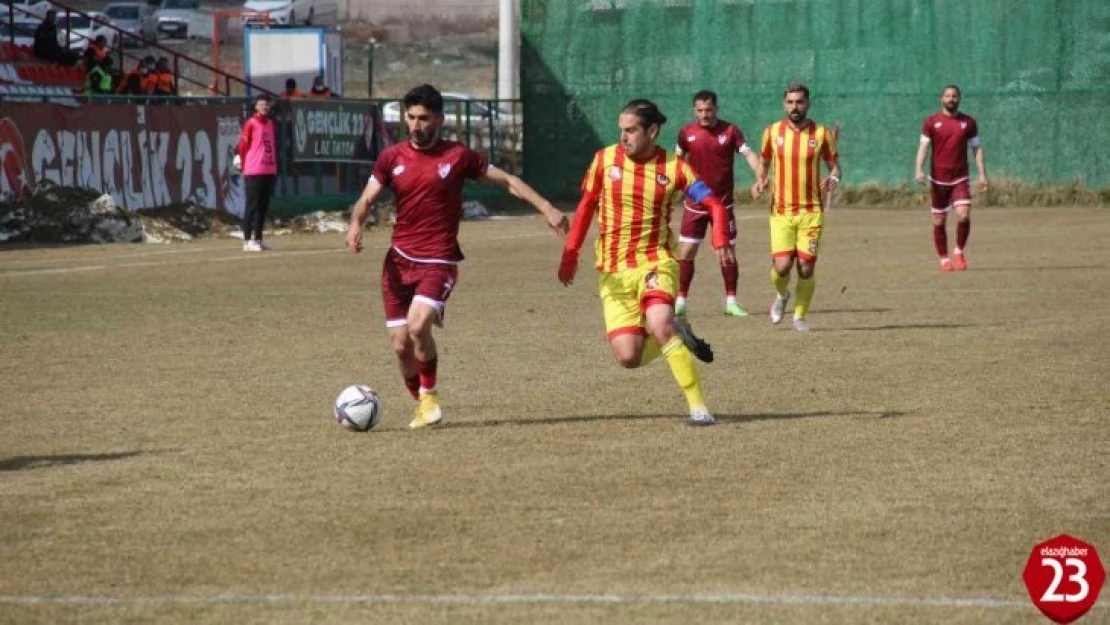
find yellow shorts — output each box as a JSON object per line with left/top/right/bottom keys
{"left": 598, "top": 260, "right": 678, "bottom": 340}
{"left": 769, "top": 211, "right": 824, "bottom": 262}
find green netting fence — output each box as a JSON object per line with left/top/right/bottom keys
{"left": 521, "top": 0, "right": 1110, "bottom": 200}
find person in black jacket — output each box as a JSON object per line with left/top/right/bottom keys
{"left": 33, "top": 11, "right": 78, "bottom": 66}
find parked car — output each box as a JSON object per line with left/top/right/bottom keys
{"left": 0, "top": 17, "right": 39, "bottom": 46}
{"left": 381, "top": 92, "right": 522, "bottom": 150}
{"left": 4, "top": 0, "right": 53, "bottom": 20}
{"left": 381, "top": 92, "right": 521, "bottom": 128}
{"left": 56, "top": 11, "right": 119, "bottom": 50}
{"left": 150, "top": 0, "right": 197, "bottom": 39}
{"left": 242, "top": 0, "right": 336, "bottom": 26}
{"left": 103, "top": 1, "right": 155, "bottom": 47}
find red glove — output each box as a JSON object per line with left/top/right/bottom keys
{"left": 558, "top": 249, "right": 579, "bottom": 285}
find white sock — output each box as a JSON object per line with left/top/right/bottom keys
{"left": 726, "top": 295, "right": 737, "bottom": 304}
{"left": 676, "top": 296, "right": 687, "bottom": 307}
{"left": 954, "top": 247, "right": 964, "bottom": 255}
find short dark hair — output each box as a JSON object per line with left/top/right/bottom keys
{"left": 285, "top": 78, "right": 297, "bottom": 89}
{"left": 621, "top": 98, "right": 667, "bottom": 129}
{"left": 254, "top": 94, "right": 270, "bottom": 105}
{"left": 783, "top": 82, "right": 810, "bottom": 99}
{"left": 942, "top": 84, "right": 961, "bottom": 97}
{"left": 403, "top": 84, "right": 443, "bottom": 115}
{"left": 693, "top": 90, "right": 717, "bottom": 105}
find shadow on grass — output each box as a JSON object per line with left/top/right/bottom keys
{"left": 0, "top": 451, "right": 150, "bottom": 472}
{"left": 813, "top": 322, "right": 973, "bottom": 332}
{"left": 428, "top": 409, "right": 911, "bottom": 431}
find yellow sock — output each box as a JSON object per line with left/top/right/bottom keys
{"left": 661, "top": 337, "right": 705, "bottom": 409}
{"left": 639, "top": 337, "right": 662, "bottom": 367}
{"left": 795, "top": 276, "right": 816, "bottom": 318}
{"left": 770, "top": 266, "right": 790, "bottom": 297}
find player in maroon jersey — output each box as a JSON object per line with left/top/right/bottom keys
{"left": 915, "top": 84, "right": 989, "bottom": 272}
{"left": 674, "top": 90, "right": 762, "bottom": 317}
{"left": 346, "top": 84, "right": 568, "bottom": 429}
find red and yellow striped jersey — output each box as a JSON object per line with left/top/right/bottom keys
{"left": 760, "top": 119, "right": 838, "bottom": 214}
{"left": 579, "top": 145, "right": 700, "bottom": 273}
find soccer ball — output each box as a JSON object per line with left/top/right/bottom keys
{"left": 333, "top": 384, "right": 382, "bottom": 431}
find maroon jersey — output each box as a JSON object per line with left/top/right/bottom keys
{"left": 921, "top": 112, "right": 980, "bottom": 184}
{"left": 371, "top": 140, "right": 489, "bottom": 263}
{"left": 675, "top": 120, "right": 749, "bottom": 208}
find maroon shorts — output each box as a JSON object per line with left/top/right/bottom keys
{"left": 380, "top": 249, "right": 458, "bottom": 327}
{"left": 930, "top": 180, "right": 971, "bottom": 213}
{"left": 678, "top": 204, "right": 737, "bottom": 244}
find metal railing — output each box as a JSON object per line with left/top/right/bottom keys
{"left": 2, "top": 1, "right": 274, "bottom": 97}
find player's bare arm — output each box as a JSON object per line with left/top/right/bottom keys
{"left": 753, "top": 157, "right": 770, "bottom": 198}
{"left": 480, "top": 166, "right": 569, "bottom": 237}
{"left": 973, "top": 145, "right": 989, "bottom": 191}
{"left": 915, "top": 137, "right": 930, "bottom": 185}
{"left": 821, "top": 157, "right": 842, "bottom": 194}
{"left": 346, "top": 176, "right": 385, "bottom": 254}
{"left": 741, "top": 147, "right": 761, "bottom": 178}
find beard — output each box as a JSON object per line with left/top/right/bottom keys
{"left": 943, "top": 101, "right": 959, "bottom": 113}
{"left": 788, "top": 109, "right": 805, "bottom": 123}
{"left": 410, "top": 128, "right": 436, "bottom": 149}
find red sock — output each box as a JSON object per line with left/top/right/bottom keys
{"left": 721, "top": 262, "right": 738, "bottom": 297}
{"left": 956, "top": 219, "right": 971, "bottom": 251}
{"left": 417, "top": 357, "right": 438, "bottom": 393}
{"left": 678, "top": 259, "right": 695, "bottom": 298}
{"left": 403, "top": 374, "right": 420, "bottom": 400}
{"left": 933, "top": 224, "right": 948, "bottom": 258}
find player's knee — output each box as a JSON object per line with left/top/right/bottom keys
{"left": 389, "top": 333, "right": 412, "bottom": 357}
{"left": 644, "top": 322, "right": 672, "bottom": 348}
{"left": 932, "top": 214, "right": 947, "bottom": 227}
{"left": 615, "top": 352, "right": 640, "bottom": 369}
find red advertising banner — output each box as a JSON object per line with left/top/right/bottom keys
{"left": 0, "top": 102, "right": 245, "bottom": 214}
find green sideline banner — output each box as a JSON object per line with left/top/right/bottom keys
{"left": 291, "top": 100, "right": 385, "bottom": 164}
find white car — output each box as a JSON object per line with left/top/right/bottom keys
{"left": 242, "top": 0, "right": 330, "bottom": 25}
{"left": 0, "top": 18, "right": 40, "bottom": 46}
{"left": 6, "top": 0, "right": 53, "bottom": 20}
{"left": 381, "top": 92, "right": 520, "bottom": 128}
{"left": 57, "top": 11, "right": 119, "bottom": 50}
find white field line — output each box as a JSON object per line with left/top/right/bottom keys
{"left": 0, "top": 591, "right": 1036, "bottom": 609}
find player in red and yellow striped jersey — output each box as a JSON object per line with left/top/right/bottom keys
{"left": 754, "top": 83, "right": 841, "bottom": 332}
{"left": 558, "top": 99, "right": 734, "bottom": 426}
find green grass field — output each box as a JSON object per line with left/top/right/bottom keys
{"left": 1, "top": 207, "right": 1107, "bottom": 624}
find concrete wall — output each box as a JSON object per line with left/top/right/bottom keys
{"left": 345, "top": 0, "right": 498, "bottom": 22}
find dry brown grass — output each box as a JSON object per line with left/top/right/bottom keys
{"left": 1, "top": 208, "right": 1108, "bottom": 624}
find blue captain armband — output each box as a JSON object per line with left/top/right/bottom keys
{"left": 685, "top": 180, "right": 712, "bottom": 204}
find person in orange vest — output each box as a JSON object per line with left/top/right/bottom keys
{"left": 308, "top": 75, "right": 333, "bottom": 98}
{"left": 116, "top": 56, "right": 154, "bottom": 95}
{"left": 153, "top": 56, "right": 176, "bottom": 97}
{"left": 83, "top": 35, "right": 108, "bottom": 73}
{"left": 281, "top": 77, "right": 303, "bottom": 99}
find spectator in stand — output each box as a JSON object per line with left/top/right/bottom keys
{"left": 153, "top": 57, "right": 176, "bottom": 97}
{"left": 34, "top": 10, "right": 79, "bottom": 66}
{"left": 281, "top": 77, "right": 303, "bottom": 99}
{"left": 86, "top": 56, "right": 113, "bottom": 95}
{"left": 83, "top": 35, "right": 108, "bottom": 73}
{"left": 308, "top": 75, "right": 332, "bottom": 98}
{"left": 116, "top": 56, "right": 156, "bottom": 95}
